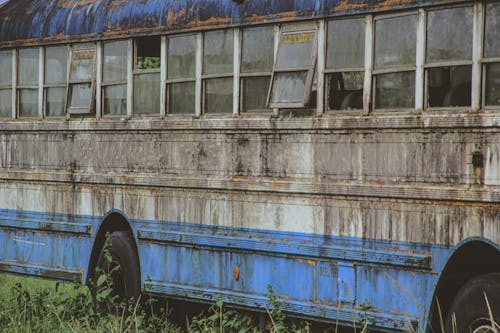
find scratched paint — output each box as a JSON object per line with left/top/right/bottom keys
{"left": 0, "top": 0, "right": 467, "bottom": 47}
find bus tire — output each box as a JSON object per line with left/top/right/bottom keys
{"left": 94, "top": 230, "right": 141, "bottom": 302}
{"left": 445, "top": 272, "right": 500, "bottom": 333}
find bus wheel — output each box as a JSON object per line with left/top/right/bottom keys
{"left": 93, "top": 231, "right": 141, "bottom": 311}
{"left": 445, "top": 273, "right": 500, "bottom": 333}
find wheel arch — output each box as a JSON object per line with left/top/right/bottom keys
{"left": 85, "top": 210, "right": 141, "bottom": 286}
{"left": 428, "top": 237, "right": 500, "bottom": 332}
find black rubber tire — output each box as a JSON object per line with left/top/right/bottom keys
{"left": 95, "top": 230, "right": 141, "bottom": 300}
{"left": 445, "top": 272, "right": 500, "bottom": 333}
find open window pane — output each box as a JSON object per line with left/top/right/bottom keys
{"left": 45, "top": 46, "right": 67, "bottom": 84}
{"left": 103, "top": 84, "right": 127, "bottom": 116}
{"left": 18, "top": 48, "right": 39, "bottom": 86}
{"left": 0, "top": 50, "right": 12, "bottom": 87}
{"left": 327, "top": 72, "right": 364, "bottom": 110}
{"left": 46, "top": 87, "right": 66, "bottom": 117}
{"left": 168, "top": 82, "right": 195, "bottom": 115}
{"left": 203, "top": 30, "right": 233, "bottom": 76}
{"left": 485, "top": 3, "right": 500, "bottom": 58}
{"left": 19, "top": 89, "right": 38, "bottom": 117}
{"left": 241, "top": 76, "right": 271, "bottom": 113}
{"left": 136, "top": 36, "right": 160, "bottom": 70}
{"left": 0, "top": 89, "right": 11, "bottom": 117}
{"left": 427, "top": 7, "right": 472, "bottom": 63}
{"left": 69, "top": 47, "right": 95, "bottom": 82}
{"left": 271, "top": 71, "right": 308, "bottom": 104}
{"left": 241, "top": 26, "right": 274, "bottom": 73}
{"left": 427, "top": 66, "right": 471, "bottom": 107}
{"left": 103, "top": 40, "right": 127, "bottom": 83}
{"left": 167, "top": 34, "right": 196, "bottom": 80}
{"left": 204, "top": 78, "right": 233, "bottom": 114}
{"left": 276, "top": 31, "right": 315, "bottom": 69}
{"left": 375, "top": 15, "right": 416, "bottom": 69}
{"left": 69, "top": 83, "right": 91, "bottom": 109}
{"left": 327, "top": 18, "right": 365, "bottom": 70}
{"left": 134, "top": 73, "right": 160, "bottom": 114}
{"left": 375, "top": 72, "right": 415, "bottom": 109}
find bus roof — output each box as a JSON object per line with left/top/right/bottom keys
{"left": 0, "top": 0, "right": 466, "bottom": 48}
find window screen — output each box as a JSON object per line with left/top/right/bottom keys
{"left": 425, "top": 6, "right": 473, "bottom": 108}
{"left": 18, "top": 48, "right": 39, "bottom": 117}
{"left": 373, "top": 14, "right": 416, "bottom": 109}
{"left": 103, "top": 40, "right": 127, "bottom": 116}
{"left": 326, "top": 18, "right": 365, "bottom": 111}
{"left": 203, "top": 30, "right": 233, "bottom": 114}
{"left": 241, "top": 26, "right": 273, "bottom": 113}
{"left": 269, "top": 24, "right": 317, "bottom": 108}
{"left": 0, "top": 50, "right": 12, "bottom": 117}
{"left": 45, "top": 46, "right": 68, "bottom": 117}
{"left": 167, "top": 34, "right": 196, "bottom": 115}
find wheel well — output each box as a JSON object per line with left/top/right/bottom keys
{"left": 86, "top": 212, "right": 140, "bottom": 285}
{"left": 429, "top": 240, "right": 500, "bottom": 332}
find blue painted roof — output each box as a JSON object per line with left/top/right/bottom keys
{"left": 0, "top": 0, "right": 464, "bottom": 47}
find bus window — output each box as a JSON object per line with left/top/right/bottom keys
{"left": 133, "top": 36, "right": 160, "bottom": 115}
{"left": 68, "top": 43, "right": 96, "bottom": 114}
{"left": 0, "top": 50, "right": 12, "bottom": 118}
{"left": 425, "top": 6, "right": 472, "bottom": 108}
{"left": 269, "top": 23, "right": 317, "bottom": 108}
{"left": 203, "top": 30, "right": 233, "bottom": 114}
{"left": 326, "top": 18, "right": 365, "bottom": 111}
{"left": 373, "top": 14, "right": 416, "bottom": 110}
{"left": 44, "top": 46, "right": 68, "bottom": 117}
{"left": 240, "top": 26, "right": 273, "bottom": 113}
{"left": 484, "top": 2, "right": 500, "bottom": 107}
{"left": 103, "top": 40, "right": 127, "bottom": 116}
{"left": 18, "top": 48, "right": 39, "bottom": 117}
{"left": 167, "top": 34, "right": 196, "bottom": 115}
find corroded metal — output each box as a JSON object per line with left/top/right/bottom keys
{"left": 0, "top": 0, "right": 469, "bottom": 47}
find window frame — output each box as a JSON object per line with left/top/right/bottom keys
{"left": 17, "top": 47, "right": 41, "bottom": 118}
{"left": 101, "top": 39, "right": 129, "bottom": 117}
{"left": 267, "top": 22, "right": 319, "bottom": 109}
{"left": 423, "top": 4, "right": 475, "bottom": 110}
{"left": 66, "top": 43, "right": 97, "bottom": 115}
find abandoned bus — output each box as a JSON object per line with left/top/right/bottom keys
{"left": 0, "top": 0, "right": 499, "bottom": 331}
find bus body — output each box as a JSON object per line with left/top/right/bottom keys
{"left": 0, "top": 0, "right": 499, "bottom": 331}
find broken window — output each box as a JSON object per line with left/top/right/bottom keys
{"left": 240, "top": 26, "right": 273, "bottom": 113}
{"left": 326, "top": 18, "right": 365, "bottom": 111}
{"left": 483, "top": 2, "right": 500, "bottom": 107}
{"left": 134, "top": 36, "right": 160, "bottom": 115}
{"left": 45, "top": 45, "right": 68, "bottom": 117}
{"left": 102, "top": 40, "right": 127, "bottom": 116}
{"left": 167, "top": 34, "right": 196, "bottom": 115}
{"left": 18, "top": 48, "right": 39, "bottom": 117}
{"left": 373, "top": 14, "right": 416, "bottom": 109}
{"left": 0, "top": 50, "right": 12, "bottom": 117}
{"left": 425, "top": 6, "right": 473, "bottom": 108}
{"left": 67, "top": 43, "right": 96, "bottom": 114}
{"left": 269, "top": 24, "right": 317, "bottom": 108}
{"left": 203, "top": 30, "right": 233, "bottom": 114}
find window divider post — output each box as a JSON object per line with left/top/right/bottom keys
{"left": 316, "top": 19, "right": 326, "bottom": 116}
{"left": 272, "top": 25, "right": 280, "bottom": 117}
{"left": 472, "top": 1, "right": 484, "bottom": 111}
{"left": 415, "top": 8, "right": 426, "bottom": 111}
{"left": 11, "top": 49, "right": 17, "bottom": 119}
{"left": 160, "top": 36, "right": 167, "bottom": 117}
{"left": 363, "top": 15, "right": 374, "bottom": 115}
{"left": 96, "top": 42, "right": 103, "bottom": 120}
{"left": 127, "top": 39, "right": 133, "bottom": 118}
{"left": 38, "top": 47, "right": 44, "bottom": 118}
{"left": 233, "top": 28, "right": 241, "bottom": 116}
{"left": 195, "top": 33, "right": 203, "bottom": 118}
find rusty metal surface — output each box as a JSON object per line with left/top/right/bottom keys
{"left": 0, "top": 0, "right": 469, "bottom": 47}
